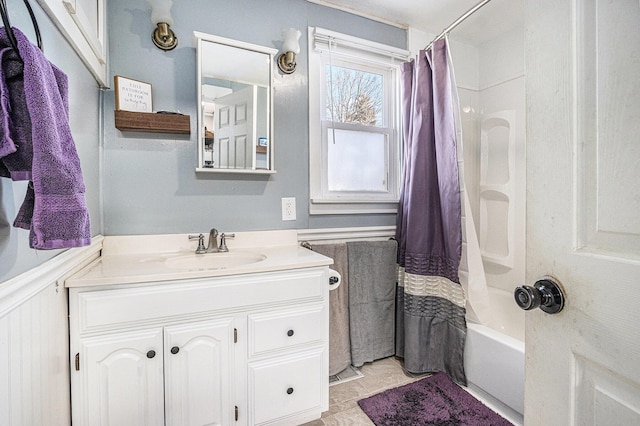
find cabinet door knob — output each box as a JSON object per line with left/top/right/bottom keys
{"left": 170, "top": 346, "right": 180, "bottom": 354}
{"left": 287, "top": 329, "right": 294, "bottom": 337}
{"left": 286, "top": 387, "right": 294, "bottom": 395}
{"left": 146, "top": 350, "right": 156, "bottom": 359}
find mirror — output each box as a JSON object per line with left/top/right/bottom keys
{"left": 194, "top": 32, "right": 277, "bottom": 174}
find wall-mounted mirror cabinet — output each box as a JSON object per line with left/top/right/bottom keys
{"left": 194, "top": 32, "right": 277, "bottom": 174}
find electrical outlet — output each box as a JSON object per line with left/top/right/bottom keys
{"left": 281, "top": 197, "right": 296, "bottom": 221}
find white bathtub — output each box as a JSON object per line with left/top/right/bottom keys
{"left": 464, "top": 287, "right": 525, "bottom": 425}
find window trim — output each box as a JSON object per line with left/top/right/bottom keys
{"left": 308, "top": 27, "right": 408, "bottom": 215}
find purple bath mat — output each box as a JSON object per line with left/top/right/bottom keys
{"left": 358, "top": 372, "right": 512, "bottom": 425}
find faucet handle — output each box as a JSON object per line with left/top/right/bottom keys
{"left": 219, "top": 233, "right": 235, "bottom": 252}
{"left": 188, "top": 233, "right": 207, "bottom": 254}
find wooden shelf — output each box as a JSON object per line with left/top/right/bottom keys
{"left": 115, "top": 110, "right": 190, "bottom": 134}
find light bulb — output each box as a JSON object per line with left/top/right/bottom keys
{"left": 147, "top": 0, "right": 174, "bottom": 26}
{"left": 282, "top": 28, "right": 301, "bottom": 54}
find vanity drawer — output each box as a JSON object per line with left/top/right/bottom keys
{"left": 249, "top": 349, "right": 324, "bottom": 425}
{"left": 72, "top": 268, "right": 325, "bottom": 334}
{"left": 248, "top": 304, "right": 325, "bottom": 357}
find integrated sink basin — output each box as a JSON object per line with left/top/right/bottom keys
{"left": 62, "top": 230, "right": 338, "bottom": 288}
{"left": 165, "top": 252, "right": 267, "bottom": 271}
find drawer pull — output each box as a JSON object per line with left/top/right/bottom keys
{"left": 287, "top": 329, "right": 294, "bottom": 337}
{"left": 286, "top": 387, "right": 294, "bottom": 395}
{"left": 146, "top": 350, "right": 156, "bottom": 359}
{"left": 170, "top": 346, "right": 180, "bottom": 354}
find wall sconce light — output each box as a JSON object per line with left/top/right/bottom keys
{"left": 147, "top": 0, "right": 177, "bottom": 51}
{"left": 278, "top": 28, "right": 301, "bottom": 74}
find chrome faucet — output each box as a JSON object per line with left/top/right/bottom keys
{"left": 188, "top": 228, "right": 219, "bottom": 254}
{"left": 205, "top": 228, "right": 219, "bottom": 253}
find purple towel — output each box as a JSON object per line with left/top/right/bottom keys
{"left": 0, "top": 45, "right": 31, "bottom": 172}
{"left": 0, "top": 47, "right": 16, "bottom": 158}
{"left": 0, "top": 27, "right": 90, "bottom": 249}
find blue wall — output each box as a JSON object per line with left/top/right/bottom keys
{"left": 104, "top": 0, "right": 405, "bottom": 235}
{"left": 0, "top": 4, "right": 102, "bottom": 282}
{"left": 0, "top": 0, "right": 405, "bottom": 282}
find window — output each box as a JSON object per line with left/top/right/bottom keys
{"left": 309, "top": 28, "right": 408, "bottom": 214}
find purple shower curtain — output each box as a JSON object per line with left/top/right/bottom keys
{"left": 395, "top": 38, "right": 467, "bottom": 384}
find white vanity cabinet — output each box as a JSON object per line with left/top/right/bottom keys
{"left": 68, "top": 266, "right": 329, "bottom": 426}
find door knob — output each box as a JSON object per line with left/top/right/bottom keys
{"left": 514, "top": 277, "right": 565, "bottom": 314}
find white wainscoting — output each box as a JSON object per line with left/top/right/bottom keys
{"left": 297, "top": 226, "right": 396, "bottom": 243}
{"left": 0, "top": 237, "right": 102, "bottom": 426}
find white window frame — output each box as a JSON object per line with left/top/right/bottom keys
{"left": 308, "top": 27, "right": 408, "bottom": 215}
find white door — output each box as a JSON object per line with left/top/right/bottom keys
{"left": 79, "top": 328, "right": 164, "bottom": 426}
{"left": 164, "top": 318, "right": 235, "bottom": 426}
{"left": 214, "top": 85, "right": 257, "bottom": 169}
{"left": 525, "top": 1, "right": 640, "bottom": 425}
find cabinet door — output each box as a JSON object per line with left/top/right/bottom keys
{"left": 164, "top": 318, "right": 235, "bottom": 426}
{"left": 77, "top": 328, "right": 164, "bottom": 426}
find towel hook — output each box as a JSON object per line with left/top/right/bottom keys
{"left": 0, "top": 0, "right": 43, "bottom": 61}
{"left": 23, "top": 0, "right": 42, "bottom": 50}
{"left": 0, "top": 1, "right": 18, "bottom": 53}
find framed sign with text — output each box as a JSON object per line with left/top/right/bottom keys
{"left": 114, "top": 75, "right": 153, "bottom": 112}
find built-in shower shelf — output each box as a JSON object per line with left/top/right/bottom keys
{"left": 479, "top": 111, "right": 517, "bottom": 273}
{"left": 479, "top": 186, "right": 510, "bottom": 199}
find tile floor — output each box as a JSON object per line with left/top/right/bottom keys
{"left": 302, "top": 356, "right": 429, "bottom": 425}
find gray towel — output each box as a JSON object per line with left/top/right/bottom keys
{"left": 310, "top": 243, "right": 351, "bottom": 376}
{"left": 347, "top": 240, "right": 397, "bottom": 367}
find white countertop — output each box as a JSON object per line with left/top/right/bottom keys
{"left": 65, "top": 230, "right": 334, "bottom": 288}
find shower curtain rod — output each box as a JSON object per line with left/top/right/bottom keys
{"left": 424, "top": 0, "right": 493, "bottom": 50}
